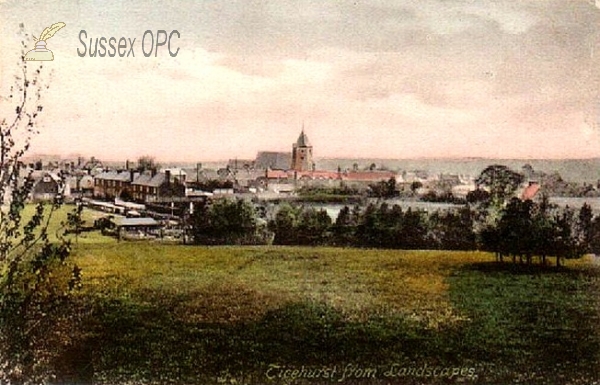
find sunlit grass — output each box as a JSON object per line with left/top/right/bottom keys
{"left": 20, "top": 203, "right": 116, "bottom": 244}
{"left": 74, "top": 246, "right": 491, "bottom": 325}
{"left": 56, "top": 243, "right": 600, "bottom": 383}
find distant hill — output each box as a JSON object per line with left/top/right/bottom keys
{"left": 315, "top": 158, "right": 600, "bottom": 184}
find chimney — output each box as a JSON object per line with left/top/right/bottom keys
{"left": 126, "top": 159, "right": 130, "bottom": 170}
{"left": 165, "top": 169, "right": 171, "bottom": 184}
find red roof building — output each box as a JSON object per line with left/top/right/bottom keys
{"left": 266, "top": 169, "right": 290, "bottom": 180}
{"left": 341, "top": 171, "right": 396, "bottom": 182}
{"left": 521, "top": 182, "right": 541, "bottom": 201}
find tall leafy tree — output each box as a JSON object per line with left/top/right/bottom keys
{"left": 576, "top": 203, "right": 593, "bottom": 254}
{"left": 401, "top": 207, "right": 429, "bottom": 249}
{"left": 589, "top": 216, "right": 600, "bottom": 256}
{"left": 386, "top": 177, "right": 396, "bottom": 198}
{"left": 476, "top": 165, "right": 525, "bottom": 215}
{"left": 0, "top": 25, "right": 81, "bottom": 383}
{"left": 499, "top": 198, "right": 536, "bottom": 263}
{"left": 356, "top": 203, "right": 381, "bottom": 247}
{"left": 296, "top": 207, "right": 332, "bottom": 245}
{"left": 552, "top": 208, "right": 577, "bottom": 267}
{"left": 531, "top": 194, "right": 556, "bottom": 265}
{"left": 430, "top": 207, "right": 476, "bottom": 251}
{"left": 333, "top": 206, "right": 355, "bottom": 246}
{"left": 268, "top": 203, "right": 301, "bottom": 245}
{"left": 191, "top": 198, "right": 261, "bottom": 245}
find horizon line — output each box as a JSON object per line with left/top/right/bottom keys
{"left": 23, "top": 153, "right": 600, "bottom": 164}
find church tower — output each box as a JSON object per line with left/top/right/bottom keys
{"left": 291, "top": 129, "right": 314, "bottom": 172}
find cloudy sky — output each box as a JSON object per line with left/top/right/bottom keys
{"left": 1, "top": 0, "right": 600, "bottom": 162}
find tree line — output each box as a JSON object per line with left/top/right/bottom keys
{"left": 189, "top": 197, "right": 598, "bottom": 266}
{"left": 188, "top": 165, "right": 600, "bottom": 267}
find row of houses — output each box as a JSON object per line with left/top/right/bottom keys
{"left": 93, "top": 169, "right": 186, "bottom": 202}
{"left": 24, "top": 168, "right": 184, "bottom": 203}
{"left": 26, "top": 165, "right": 481, "bottom": 203}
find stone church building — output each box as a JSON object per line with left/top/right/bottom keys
{"left": 291, "top": 130, "right": 315, "bottom": 172}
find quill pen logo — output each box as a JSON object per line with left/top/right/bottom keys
{"left": 24, "top": 22, "right": 66, "bottom": 61}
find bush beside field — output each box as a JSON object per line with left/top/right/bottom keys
{"left": 36, "top": 245, "right": 599, "bottom": 384}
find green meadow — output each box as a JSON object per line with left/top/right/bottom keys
{"left": 20, "top": 204, "right": 117, "bottom": 244}
{"left": 55, "top": 242, "right": 599, "bottom": 384}
{"left": 15, "top": 207, "right": 600, "bottom": 384}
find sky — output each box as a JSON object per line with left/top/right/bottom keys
{"left": 1, "top": 0, "right": 600, "bottom": 162}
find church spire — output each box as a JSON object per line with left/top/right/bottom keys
{"left": 296, "top": 126, "right": 311, "bottom": 147}
{"left": 291, "top": 124, "right": 313, "bottom": 171}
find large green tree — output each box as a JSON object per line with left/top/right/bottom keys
{"left": 476, "top": 165, "right": 524, "bottom": 202}
{"left": 475, "top": 164, "right": 525, "bottom": 223}
{"left": 268, "top": 203, "right": 301, "bottom": 245}
{"left": 296, "top": 207, "right": 332, "bottom": 245}
{"left": 268, "top": 204, "right": 332, "bottom": 246}
{"left": 191, "top": 198, "right": 264, "bottom": 245}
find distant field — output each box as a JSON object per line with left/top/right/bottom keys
{"left": 54, "top": 244, "right": 600, "bottom": 384}
{"left": 21, "top": 204, "right": 117, "bottom": 244}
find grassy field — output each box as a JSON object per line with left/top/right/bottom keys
{"left": 20, "top": 204, "right": 117, "bottom": 244}
{"left": 41, "top": 242, "right": 599, "bottom": 385}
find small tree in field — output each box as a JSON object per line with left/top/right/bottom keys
{"left": 0, "top": 25, "right": 81, "bottom": 383}
{"left": 65, "top": 198, "right": 85, "bottom": 243}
